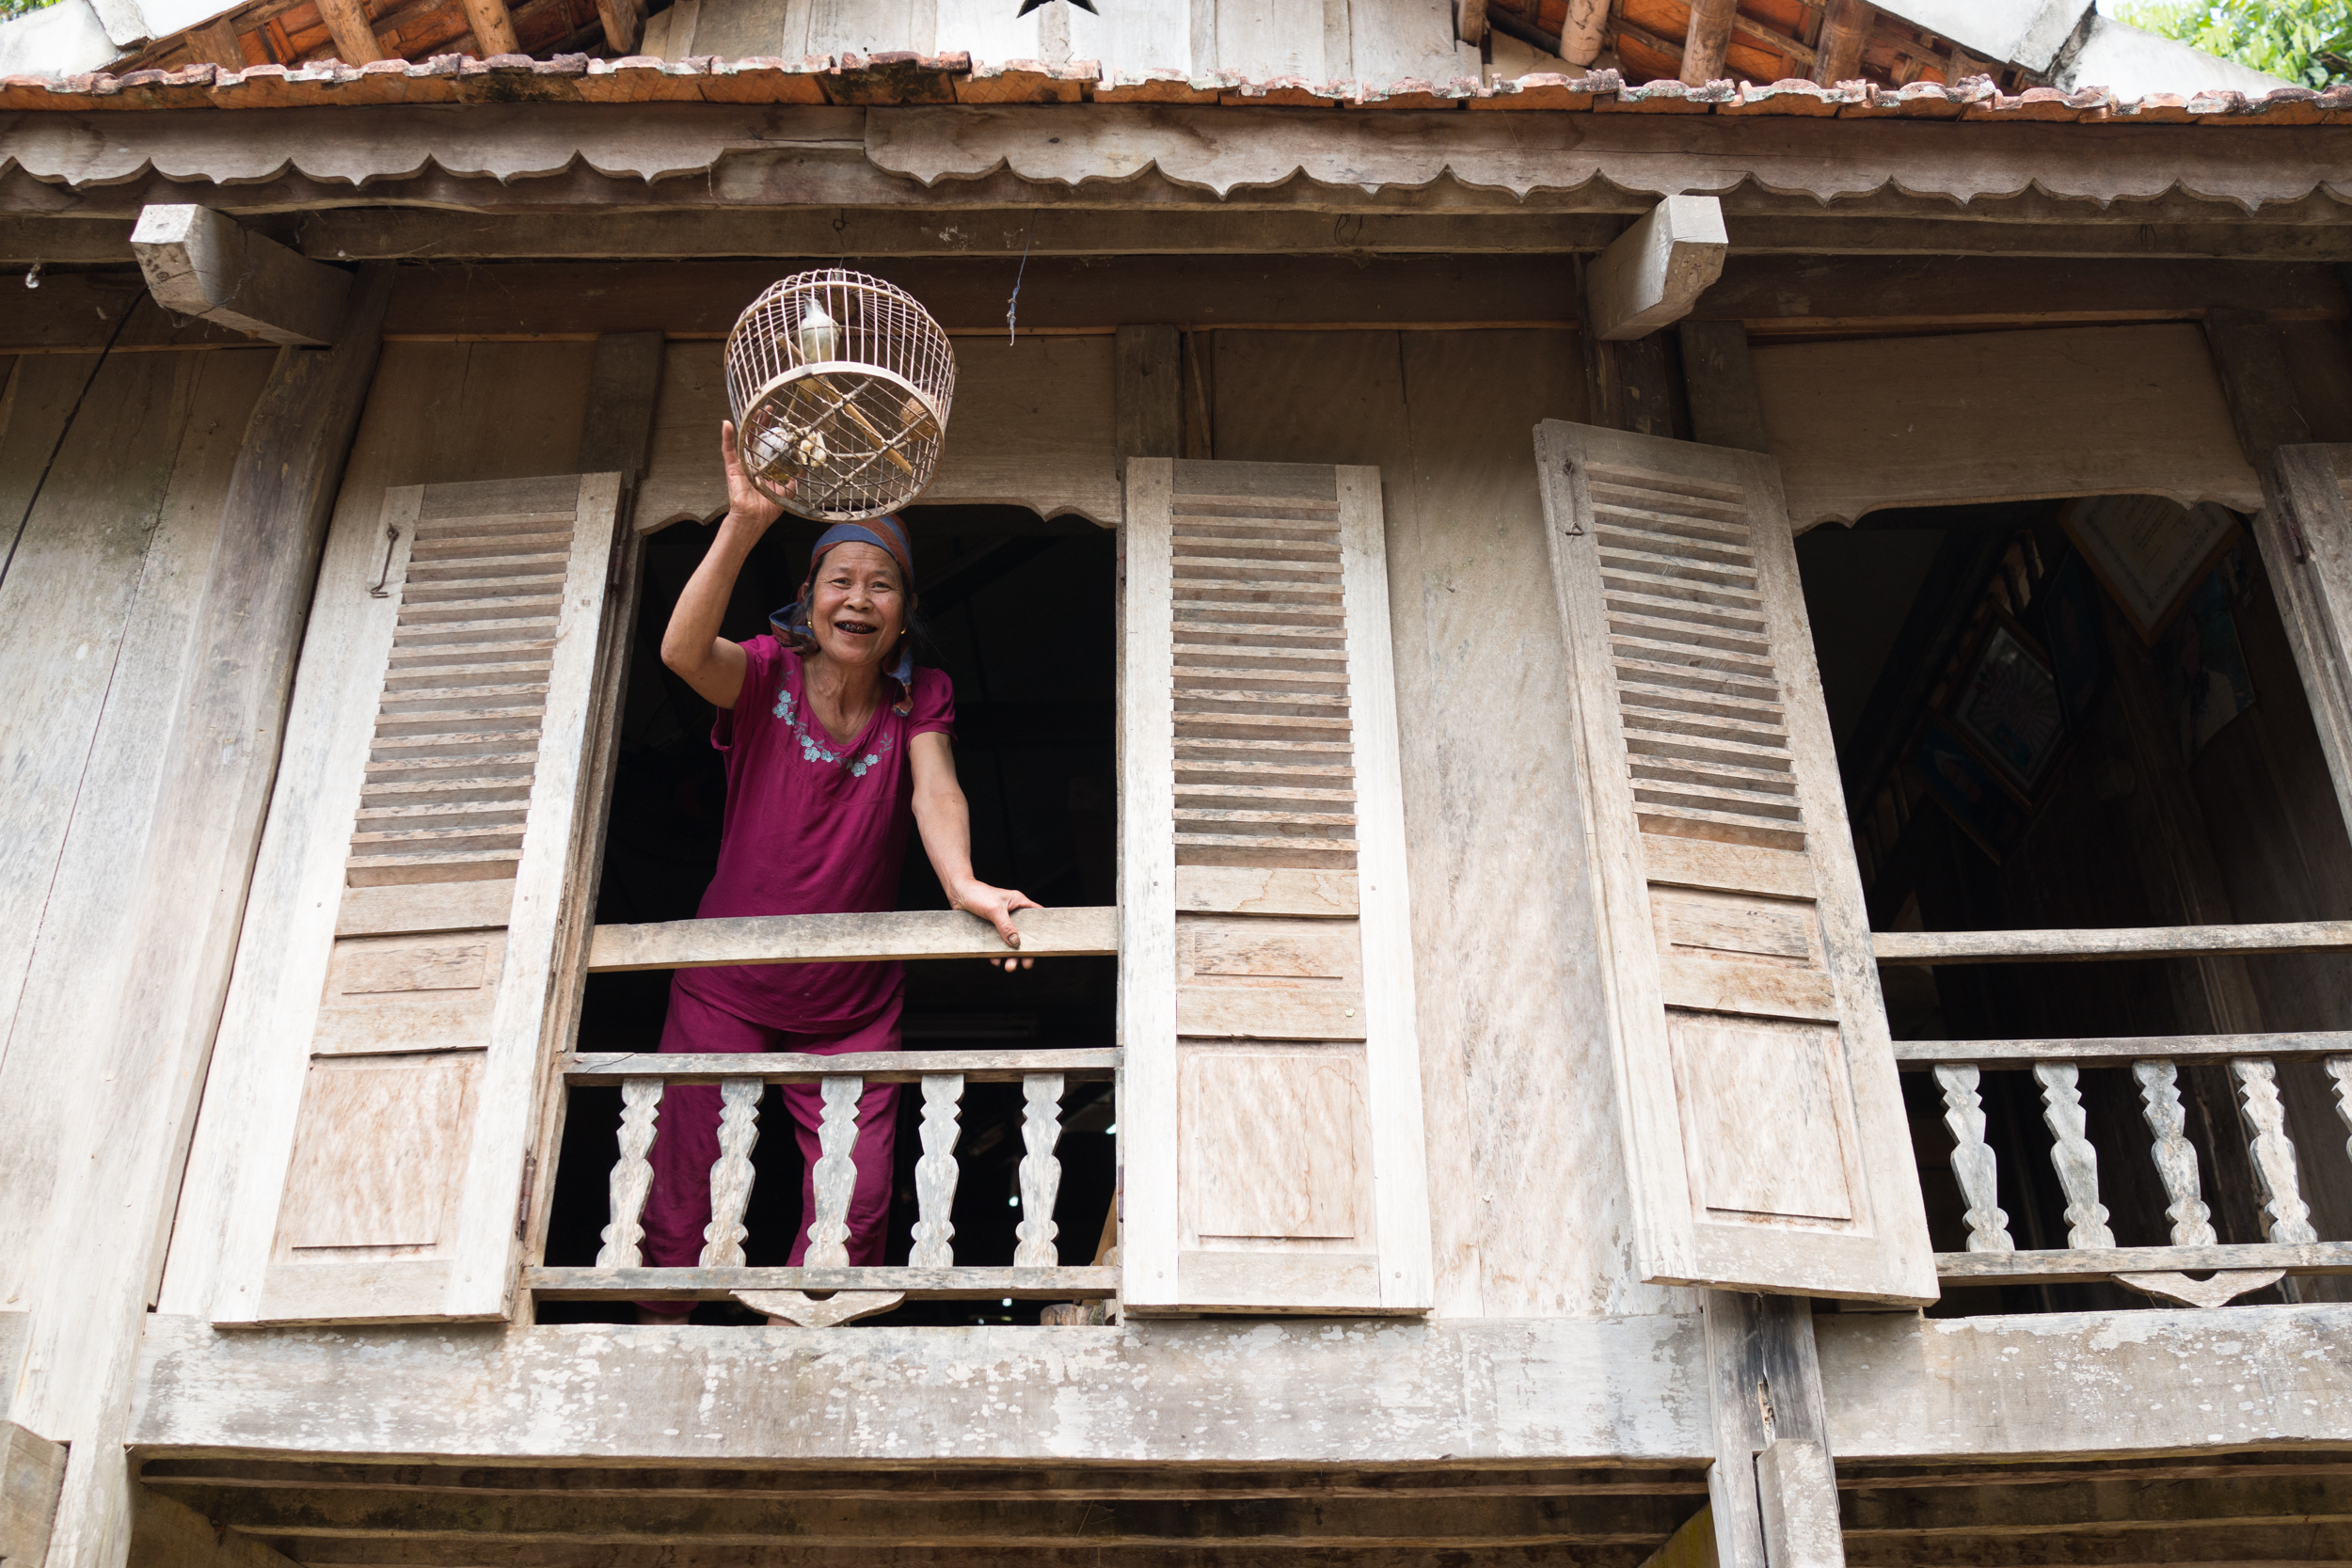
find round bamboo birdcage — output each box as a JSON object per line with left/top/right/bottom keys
{"left": 723, "top": 269, "right": 956, "bottom": 522}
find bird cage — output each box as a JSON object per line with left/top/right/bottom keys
{"left": 723, "top": 269, "right": 956, "bottom": 522}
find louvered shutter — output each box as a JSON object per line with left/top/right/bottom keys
{"left": 1120, "top": 459, "right": 1430, "bottom": 1314}
{"left": 209, "top": 474, "right": 622, "bottom": 1324}
{"left": 1534, "top": 421, "right": 1935, "bottom": 1304}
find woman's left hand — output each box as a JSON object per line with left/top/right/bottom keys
{"left": 950, "top": 879, "right": 1043, "bottom": 971}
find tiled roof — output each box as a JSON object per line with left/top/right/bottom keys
{"left": 3, "top": 52, "right": 2345, "bottom": 121}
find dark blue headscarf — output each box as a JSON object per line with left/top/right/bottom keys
{"left": 770, "top": 515, "right": 916, "bottom": 708}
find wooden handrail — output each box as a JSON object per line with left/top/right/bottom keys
{"left": 1937, "top": 1242, "right": 2352, "bottom": 1286}
{"left": 565, "top": 1048, "right": 1120, "bottom": 1084}
{"left": 1873, "top": 919, "right": 2352, "bottom": 965}
{"left": 1894, "top": 1033, "right": 2352, "bottom": 1067}
{"left": 586, "top": 905, "right": 1119, "bottom": 973}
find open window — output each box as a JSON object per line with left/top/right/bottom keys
{"left": 533, "top": 504, "right": 1120, "bottom": 1326}
{"left": 1793, "top": 468, "right": 2352, "bottom": 1314}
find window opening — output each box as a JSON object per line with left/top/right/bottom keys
{"left": 1799, "top": 499, "right": 2352, "bottom": 1317}
{"left": 539, "top": 504, "right": 1117, "bottom": 1326}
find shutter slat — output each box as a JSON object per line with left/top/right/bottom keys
{"left": 1540, "top": 420, "right": 1934, "bottom": 1305}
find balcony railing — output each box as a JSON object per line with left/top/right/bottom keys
{"left": 528, "top": 907, "right": 1120, "bottom": 1323}
{"left": 1880, "top": 920, "right": 2352, "bottom": 1308}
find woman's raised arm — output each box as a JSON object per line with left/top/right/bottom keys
{"left": 910, "top": 731, "right": 1040, "bottom": 970}
{"left": 660, "top": 420, "right": 780, "bottom": 709}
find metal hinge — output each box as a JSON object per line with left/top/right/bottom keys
{"left": 515, "top": 1152, "right": 538, "bottom": 1240}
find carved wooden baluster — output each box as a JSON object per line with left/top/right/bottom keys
{"left": 1013, "top": 1073, "right": 1065, "bottom": 1268}
{"left": 698, "top": 1076, "right": 762, "bottom": 1269}
{"left": 597, "top": 1079, "right": 663, "bottom": 1269}
{"left": 908, "top": 1073, "right": 964, "bottom": 1269}
{"left": 2132, "top": 1059, "right": 2217, "bottom": 1247}
{"left": 803, "top": 1075, "right": 864, "bottom": 1269}
{"left": 2033, "top": 1061, "right": 2115, "bottom": 1249}
{"left": 2328, "top": 1055, "right": 2352, "bottom": 1173}
{"left": 2232, "top": 1057, "right": 2319, "bottom": 1244}
{"left": 1933, "top": 1063, "right": 2013, "bottom": 1252}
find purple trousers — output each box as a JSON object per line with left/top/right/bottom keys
{"left": 637, "top": 978, "right": 902, "bottom": 1315}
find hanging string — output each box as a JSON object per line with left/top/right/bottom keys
{"left": 1005, "top": 212, "right": 1035, "bottom": 346}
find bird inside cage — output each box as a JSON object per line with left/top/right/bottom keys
{"left": 723, "top": 268, "right": 957, "bottom": 523}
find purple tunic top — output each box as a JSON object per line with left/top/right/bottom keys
{"left": 674, "top": 635, "right": 956, "bottom": 1033}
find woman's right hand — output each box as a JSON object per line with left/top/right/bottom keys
{"left": 720, "top": 420, "right": 787, "bottom": 533}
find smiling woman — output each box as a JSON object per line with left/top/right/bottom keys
{"left": 628, "top": 420, "right": 1041, "bottom": 1322}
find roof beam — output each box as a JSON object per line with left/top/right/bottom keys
{"left": 457, "top": 0, "right": 519, "bottom": 55}
{"left": 314, "top": 0, "right": 385, "bottom": 64}
{"left": 1587, "top": 196, "right": 1728, "bottom": 341}
{"left": 1811, "top": 0, "right": 1873, "bottom": 82}
{"left": 1681, "top": 0, "right": 1738, "bottom": 85}
{"left": 130, "top": 204, "right": 352, "bottom": 345}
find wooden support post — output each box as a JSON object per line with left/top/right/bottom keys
{"left": 1702, "top": 1291, "right": 1841, "bottom": 1568}
{"left": 131, "top": 206, "right": 352, "bottom": 347}
{"left": 1589, "top": 198, "right": 1729, "bottom": 343}
{"left": 1677, "top": 320, "right": 1772, "bottom": 455}
{"left": 1681, "top": 0, "right": 1739, "bottom": 84}
{"left": 577, "top": 331, "right": 667, "bottom": 484}
{"left": 457, "top": 0, "right": 521, "bottom": 55}
{"left": 1811, "top": 0, "right": 1872, "bottom": 83}
{"left": 1180, "top": 331, "right": 1215, "bottom": 460}
{"left": 0, "top": 1422, "right": 68, "bottom": 1568}
{"left": 519, "top": 327, "right": 668, "bottom": 1315}
{"left": 11, "top": 267, "right": 389, "bottom": 1568}
{"left": 313, "top": 0, "right": 384, "bottom": 63}
{"left": 1756, "top": 1440, "right": 1843, "bottom": 1568}
{"left": 1116, "top": 325, "right": 1183, "bottom": 468}
{"left": 2205, "top": 309, "right": 2312, "bottom": 469}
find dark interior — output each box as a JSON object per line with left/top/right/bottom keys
{"left": 1798, "top": 499, "right": 2352, "bottom": 1315}
{"left": 541, "top": 504, "right": 1119, "bottom": 1325}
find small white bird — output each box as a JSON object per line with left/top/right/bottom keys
{"left": 797, "top": 298, "right": 841, "bottom": 364}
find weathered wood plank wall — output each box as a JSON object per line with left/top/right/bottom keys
{"left": 0, "top": 348, "right": 278, "bottom": 1310}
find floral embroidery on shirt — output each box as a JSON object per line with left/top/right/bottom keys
{"left": 774, "top": 683, "right": 893, "bottom": 776}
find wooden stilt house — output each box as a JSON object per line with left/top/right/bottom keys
{"left": 2, "top": 1, "right": 2350, "bottom": 1564}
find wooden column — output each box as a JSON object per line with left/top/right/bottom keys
{"left": 1678, "top": 319, "right": 1772, "bottom": 455}
{"left": 1704, "top": 1292, "right": 1843, "bottom": 1568}
{"left": 1681, "top": 0, "right": 1738, "bottom": 85}
{"left": 0, "top": 1422, "right": 68, "bottom": 1568}
{"left": 517, "top": 330, "right": 668, "bottom": 1307}
{"left": 1573, "top": 309, "right": 1844, "bottom": 1568}
{"left": 1811, "top": 0, "right": 1872, "bottom": 84}
{"left": 11, "top": 266, "right": 390, "bottom": 1568}
{"left": 1116, "top": 325, "right": 1183, "bottom": 467}
{"left": 1578, "top": 260, "right": 1677, "bottom": 437}
{"left": 577, "top": 330, "right": 666, "bottom": 485}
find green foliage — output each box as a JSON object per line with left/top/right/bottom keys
{"left": 2112, "top": 0, "right": 2352, "bottom": 87}
{"left": 0, "top": 0, "right": 63, "bottom": 20}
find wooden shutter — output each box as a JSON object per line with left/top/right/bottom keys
{"left": 1120, "top": 458, "right": 1430, "bottom": 1314}
{"left": 1534, "top": 421, "right": 1935, "bottom": 1304}
{"left": 209, "top": 474, "right": 622, "bottom": 1324}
